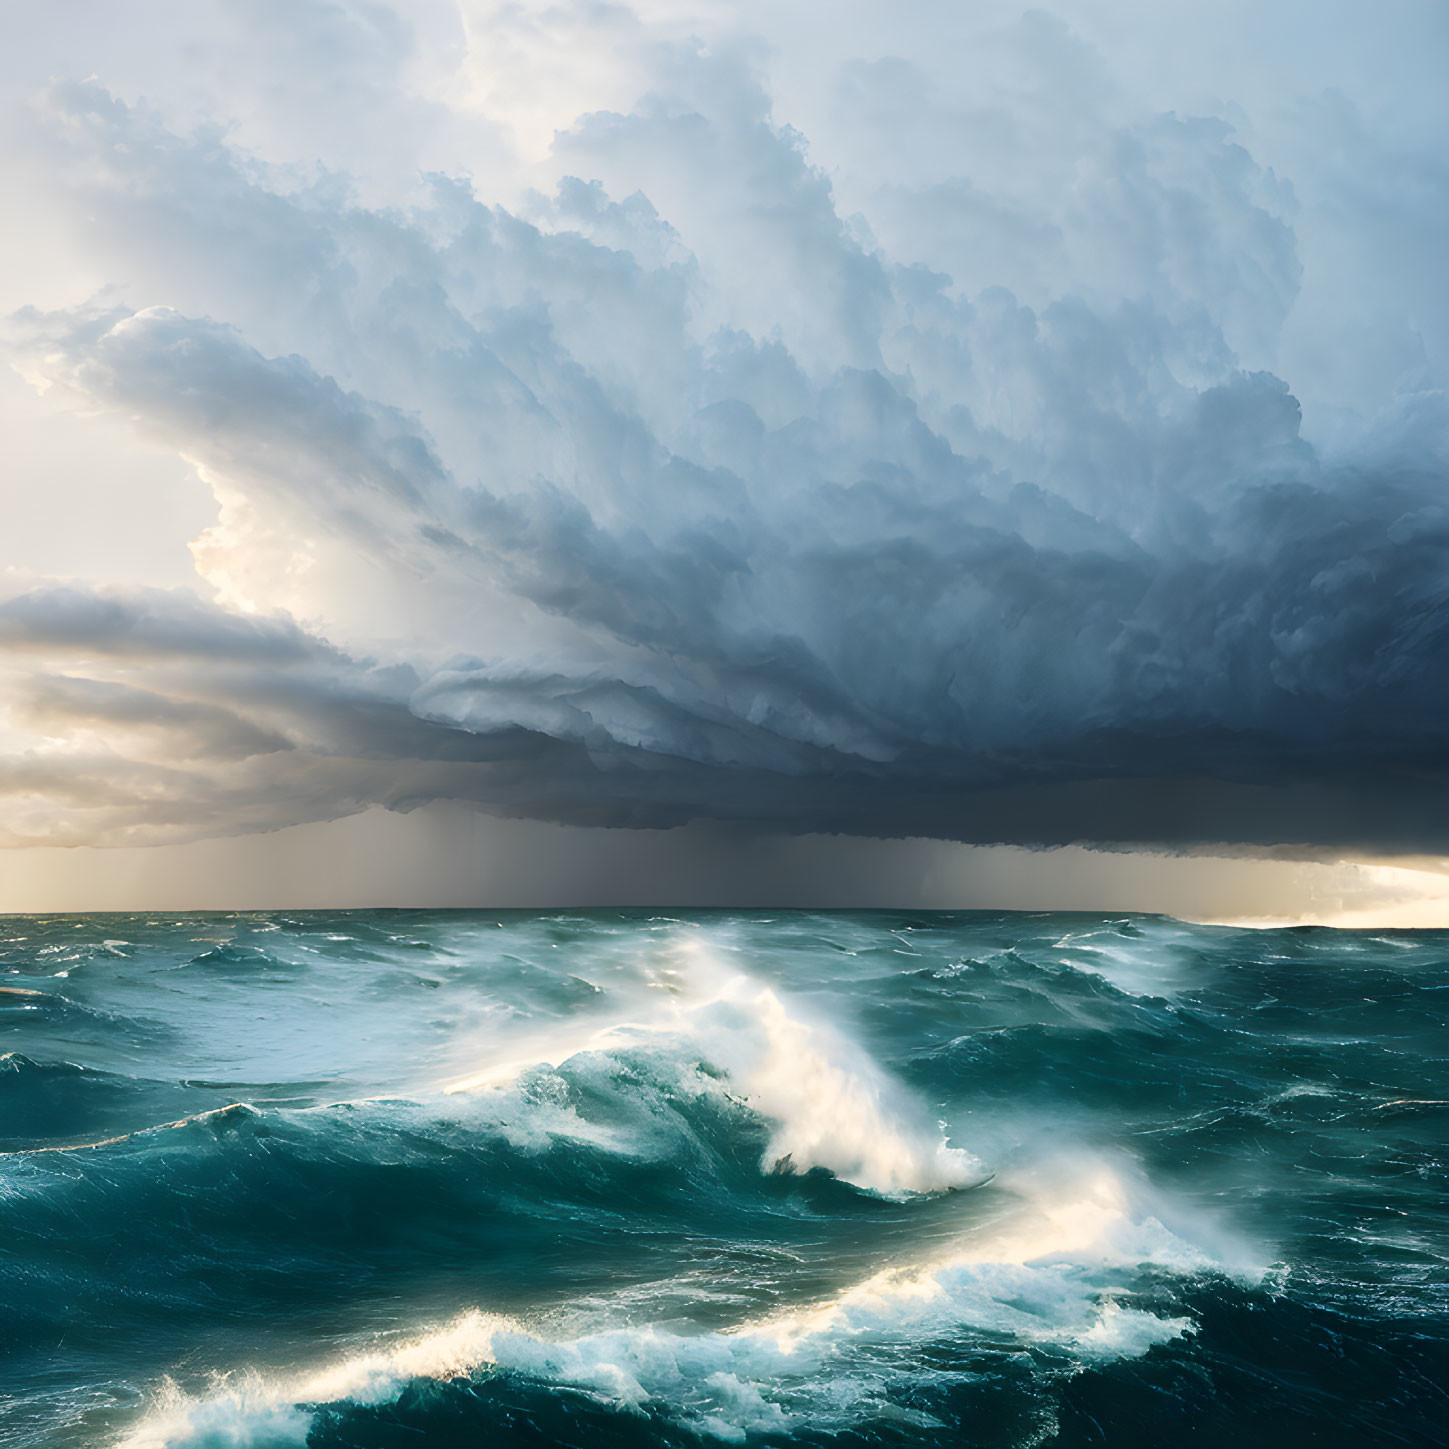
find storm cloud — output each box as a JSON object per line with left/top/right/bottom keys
{"left": 2, "top": 1, "right": 1446, "bottom": 855}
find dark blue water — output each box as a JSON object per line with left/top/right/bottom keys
{"left": 2, "top": 910, "right": 1447, "bottom": 1447}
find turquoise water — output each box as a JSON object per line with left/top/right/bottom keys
{"left": 2, "top": 910, "right": 1447, "bottom": 1446}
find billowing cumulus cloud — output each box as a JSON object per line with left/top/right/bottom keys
{"left": 1, "top": 1, "right": 1446, "bottom": 855}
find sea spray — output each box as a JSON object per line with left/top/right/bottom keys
{"left": 681, "top": 971, "right": 982, "bottom": 1193}
{"left": 446, "top": 934, "right": 982, "bottom": 1194}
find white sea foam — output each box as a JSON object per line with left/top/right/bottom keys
{"left": 681, "top": 970, "right": 981, "bottom": 1194}
{"left": 121, "top": 1161, "right": 1230, "bottom": 1448}
{"left": 121, "top": 1313, "right": 504, "bottom": 1449}
{"left": 444, "top": 936, "right": 979, "bottom": 1195}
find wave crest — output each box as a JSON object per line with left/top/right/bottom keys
{"left": 446, "top": 938, "right": 980, "bottom": 1195}
{"left": 121, "top": 1162, "right": 1234, "bottom": 1448}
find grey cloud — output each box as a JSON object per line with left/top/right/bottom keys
{"left": 0, "top": 586, "right": 584, "bottom": 846}
{"left": 0, "top": 584, "right": 337, "bottom": 663}
{"left": 830, "top": 44, "right": 1301, "bottom": 370}
{"left": 14, "top": 675, "right": 295, "bottom": 762}
{"left": 3, "top": 9, "right": 1447, "bottom": 855}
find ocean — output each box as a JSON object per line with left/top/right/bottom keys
{"left": 2, "top": 909, "right": 1446, "bottom": 1447}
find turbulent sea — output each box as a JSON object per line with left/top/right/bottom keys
{"left": 3, "top": 911, "right": 1448, "bottom": 1448}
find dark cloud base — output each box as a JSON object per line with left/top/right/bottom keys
{"left": 4, "top": 580, "right": 1447, "bottom": 857}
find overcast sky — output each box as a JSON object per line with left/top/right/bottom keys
{"left": 2, "top": 2, "right": 1446, "bottom": 916}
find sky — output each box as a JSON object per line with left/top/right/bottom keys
{"left": 2, "top": 1, "right": 1446, "bottom": 918}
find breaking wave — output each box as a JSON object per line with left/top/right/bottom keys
{"left": 445, "top": 941, "right": 982, "bottom": 1195}
{"left": 122, "top": 1161, "right": 1238, "bottom": 1448}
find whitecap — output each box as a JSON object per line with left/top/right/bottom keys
{"left": 443, "top": 934, "right": 979, "bottom": 1195}
{"left": 121, "top": 1161, "right": 1237, "bottom": 1448}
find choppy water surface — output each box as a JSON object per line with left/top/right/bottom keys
{"left": 2, "top": 910, "right": 1447, "bottom": 1447}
